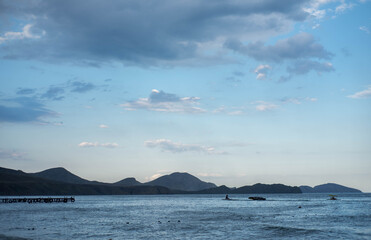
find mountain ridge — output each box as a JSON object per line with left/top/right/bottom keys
{"left": 0, "top": 166, "right": 363, "bottom": 195}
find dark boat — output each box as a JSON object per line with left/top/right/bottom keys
{"left": 329, "top": 195, "right": 337, "bottom": 200}
{"left": 249, "top": 196, "right": 266, "bottom": 201}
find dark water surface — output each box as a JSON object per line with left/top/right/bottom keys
{"left": 0, "top": 193, "right": 370, "bottom": 239}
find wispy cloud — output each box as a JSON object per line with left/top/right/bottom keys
{"left": 99, "top": 124, "right": 109, "bottom": 128}
{"left": 0, "top": 149, "right": 26, "bottom": 160}
{"left": 280, "top": 97, "right": 318, "bottom": 104}
{"left": 0, "top": 97, "right": 56, "bottom": 123}
{"left": 348, "top": 86, "right": 371, "bottom": 99}
{"left": 225, "top": 32, "right": 332, "bottom": 62}
{"left": 145, "top": 139, "right": 227, "bottom": 155}
{"left": 254, "top": 101, "right": 278, "bottom": 112}
{"left": 16, "top": 88, "right": 36, "bottom": 95}
{"left": 121, "top": 89, "right": 206, "bottom": 114}
{"left": 287, "top": 60, "right": 334, "bottom": 75}
{"left": 41, "top": 86, "right": 65, "bottom": 101}
{"left": 70, "top": 81, "right": 96, "bottom": 93}
{"left": 359, "top": 26, "right": 370, "bottom": 34}
{"left": 78, "top": 142, "right": 119, "bottom": 148}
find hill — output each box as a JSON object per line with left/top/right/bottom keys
{"left": 31, "top": 167, "right": 97, "bottom": 185}
{"left": 145, "top": 172, "right": 217, "bottom": 191}
{"left": 197, "top": 183, "right": 301, "bottom": 194}
{"left": 300, "top": 183, "right": 362, "bottom": 193}
{"left": 0, "top": 167, "right": 175, "bottom": 196}
{"left": 114, "top": 177, "right": 142, "bottom": 186}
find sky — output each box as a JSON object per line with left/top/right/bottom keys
{"left": 0, "top": 0, "right": 370, "bottom": 191}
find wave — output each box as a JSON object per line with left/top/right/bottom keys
{"left": 0, "top": 234, "right": 30, "bottom": 240}
{"left": 262, "top": 225, "right": 320, "bottom": 237}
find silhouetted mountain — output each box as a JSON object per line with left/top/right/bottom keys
{"left": 299, "top": 185, "right": 316, "bottom": 193}
{"left": 31, "top": 167, "right": 97, "bottom": 185}
{"left": 197, "top": 183, "right": 301, "bottom": 194}
{"left": 235, "top": 183, "right": 301, "bottom": 194}
{"left": 145, "top": 172, "right": 217, "bottom": 191}
{"left": 0, "top": 167, "right": 175, "bottom": 196}
{"left": 2, "top": 166, "right": 362, "bottom": 196}
{"left": 300, "top": 183, "right": 362, "bottom": 193}
{"left": 114, "top": 177, "right": 142, "bottom": 186}
{"left": 196, "top": 185, "right": 233, "bottom": 194}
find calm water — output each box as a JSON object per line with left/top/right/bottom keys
{"left": 0, "top": 193, "right": 370, "bottom": 239}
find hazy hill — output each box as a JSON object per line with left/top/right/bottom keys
{"left": 197, "top": 183, "right": 301, "bottom": 194}
{"left": 145, "top": 172, "right": 217, "bottom": 191}
{"left": 31, "top": 167, "right": 97, "bottom": 185}
{"left": 300, "top": 183, "right": 362, "bottom": 193}
{"left": 114, "top": 177, "right": 142, "bottom": 186}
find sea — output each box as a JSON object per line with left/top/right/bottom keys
{"left": 0, "top": 193, "right": 370, "bottom": 239}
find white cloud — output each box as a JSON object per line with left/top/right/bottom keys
{"left": 121, "top": 89, "right": 206, "bottom": 114}
{"left": 360, "top": 26, "right": 370, "bottom": 34}
{"left": 281, "top": 97, "right": 318, "bottom": 104}
{"left": 254, "top": 64, "right": 272, "bottom": 80}
{"left": 149, "top": 173, "right": 165, "bottom": 181}
{"left": 144, "top": 139, "right": 227, "bottom": 155}
{"left": 348, "top": 86, "right": 371, "bottom": 99}
{"left": 254, "top": 101, "right": 278, "bottom": 111}
{"left": 197, "top": 173, "right": 223, "bottom": 177}
{"left": 335, "top": 2, "right": 354, "bottom": 13}
{"left": 0, "top": 24, "right": 44, "bottom": 44}
{"left": 0, "top": 149, "right": 26, "bottom": 160}
{"left": 99, "top": 124, "right": 109, "bottom": 128}
{"left": 306, "top": 97, "right": 318, "bottom": 102}
{"left": 78, "top": 142, "right": 119, "bottom": 148}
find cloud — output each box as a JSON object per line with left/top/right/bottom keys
{"left": 280, "top": 97, "right": 318, "bottom": 104}
{"left": 41, "top": 86, "right": 65, "bottom": 101}
{"left": 148, "top": 173, "right": 165, "bottom": 181}
{"left": 254, "top": 101, "right": 278, "bottom": 111}
{"left": 99, "top": 124, "right": 108, "bottom": 128}
{"left": 197, "top": 173, "right": 223, "bottom": 177}
{"left": 0, "top": 0, "right": 311, "bottom": 66}
{"left": 121, "top": 89, "right": 206, "bottom": 114}
{"left": 335, "top": 2, "right": 354, "bottom": 13}
{"left": 0, "top": 24, "right": 44, "bottom": 44}
{"left": 0, "top": 97, "right": 56, "bottom": 123}
{"left": 145, "top": 139, "right": 227, "bottom": 155}
{"left": 348, "top": 86, "right": 371, "bottom": 99}
{"left": 254, "top": 64, "right": 272, "bottom": 80}
{"left": 78, "top": 142, "right": 119, "bottom": 148}
{"left": 0, "top": 149, "right": 26, "bottom": 160}
{"left": 225, "top": 32, "right": 332, "bottom": 62}
{"left": 287, "top": 60, "right": 334, "bottom": 75}
{"left": 359, "top": 26, "right": 370, "bottom": 34}
{"left": 16, "top": 88, "right": 36, "bottom": 95}
{"left": 70, "top": 81, "right": 96, "bottom": 93}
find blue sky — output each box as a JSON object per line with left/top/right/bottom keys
{"left": 1, "top": 0, "right": 370, "bottom": 191}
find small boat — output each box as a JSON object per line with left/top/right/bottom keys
{"left": 249, "top": 196, "right": 266, "bottom": 201}
{"left": 329, "top": 195, "right": 337, "bottom": 200}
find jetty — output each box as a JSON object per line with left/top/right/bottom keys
{"left": 1, "top": 197, "right": 75, "bottom": 204}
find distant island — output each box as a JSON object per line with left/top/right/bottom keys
{"left": 0, "top": 167, "right": 362, "bottom": 196}
{"left": 300, "top": 184, "right": 362, "bottom": 193}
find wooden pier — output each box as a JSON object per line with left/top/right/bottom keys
{"left": 1, "top": 197, "right": 75, "bottom": 203}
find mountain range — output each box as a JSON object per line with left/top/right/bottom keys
{"left": 0, "top": 166, "right": 362, "bottom": 196}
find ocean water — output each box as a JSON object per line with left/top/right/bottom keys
{"left": 0, "top": 193, "right": 370, "bottom": 239}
